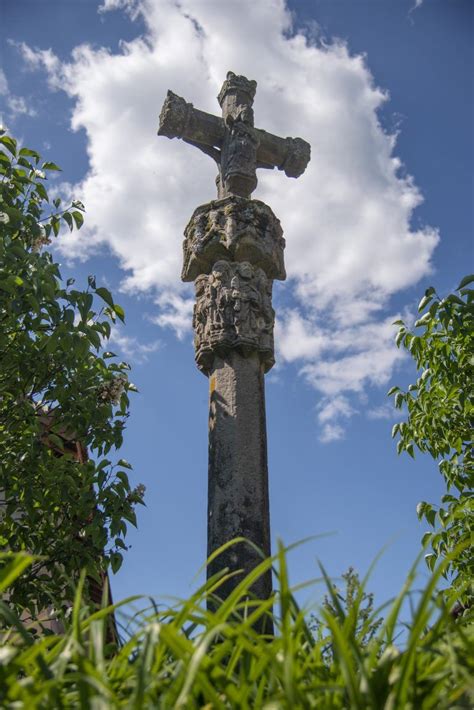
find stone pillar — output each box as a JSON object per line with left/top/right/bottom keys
{"left": 182, "top": 196, "right": 285, "bottom": 605}
{"left": 208, "top": 351, "right": 271, "bottom": 601}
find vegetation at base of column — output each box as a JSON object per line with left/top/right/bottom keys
{"left": 309, "top": 566, "right": 383, "bottom": 660}
{"left": 0, "top": 544, "right": 472, "bottom": 707}
{"left": 0, "top": 129, "right": 144, "bottom": 617}
{"left": 389, "top": 275, "right": 473, "bottom": 608}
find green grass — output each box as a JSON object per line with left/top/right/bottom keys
{"left": 0, "top": 542, "right": 472, "bottom": 709}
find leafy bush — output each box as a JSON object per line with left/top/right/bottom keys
{"left": 0, "top": 130, "right": 143, "bottom": 617}
{"left": 390, "top": 277, "right": 473, "bottom": 605}
{"left": 0, "top": 544, "right": 472, "bottom": 708}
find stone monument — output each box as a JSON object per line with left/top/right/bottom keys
{"left": 158, "top": 71, "right": 310, "bottom": 604}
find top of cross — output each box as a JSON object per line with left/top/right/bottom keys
{"left": 158, "top": 71, "right": 310, "bottom": 199}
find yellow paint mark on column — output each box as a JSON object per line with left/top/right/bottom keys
{"left": 210, "top": 375, "right": 216, "bottom": 395}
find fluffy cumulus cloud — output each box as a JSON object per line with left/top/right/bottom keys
{"left": 0, "top": 66, "right": 36, "bottom": 120}
{"left": 108, "top": 326, "right": 161, "bottom": 363}
{"left": 16, "top": 0, "right": 438, "bottom": 439}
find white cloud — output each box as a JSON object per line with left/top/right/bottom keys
{"left": 319, "top": 422, "right": 345, "bottom": 444}
{"left": 0, "top": 69, "right": 8, "bottom": 95}
{"left": 317, "top": 396, "right": 357, "bottom": 424}
{"left": 16, "top": 0, "right": 439, "bottom": 439}
{"left": 366, "top": 402, "right": 401, "bottom": 420}
{"left": 109, "top": 326, "right": 161, "bottom": 363}
{"left": 6, "top": 95, "right": 37, "bottom": 118}
{"left": 0, "top": 66, "right": 36, "bottom": 118}
{"left": 149, "top": 291, "right": 194, "bottom": 341}
{"left": 98, "top": 0, "right": 142, "bottom": 18}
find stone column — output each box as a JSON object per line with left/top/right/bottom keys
{"left": 208, "top": 348, "right": 271, "bottom": 601}
{"left": 182, "top": 196, "right": 285, "bottom": 604}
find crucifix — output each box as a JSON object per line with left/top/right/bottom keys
{"left": 158, "top": 71, "right": 310, "bottom": 607}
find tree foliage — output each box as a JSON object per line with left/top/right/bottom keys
{"left": 389, "top": 276, "right": 473, "bottom": 604}
{"left": 0, "top": 129, "right": 144, "bottom": 616}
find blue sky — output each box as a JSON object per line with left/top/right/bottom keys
{"left": 1, "top": 0, "right": 472, "bottom": 611}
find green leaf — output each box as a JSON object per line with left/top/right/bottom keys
{"left": 36, "top": 182, "right": 49, "bottom": 202}
{"left": 110, "top": 552, "right": 123, "bottom": 574}
{"left": 72, "top": 210, "right": 84, "bottom": 229}
{"left": 416, "top": 502, "right": 429, "bottom": 520}
{"left": 445, "top": 294, "right": 465, "bottom": 306}
{"left": 51, "top": 216, "right": 60, "bottom": 236}
{"left": 62, "top": 211, "right": 74, "bottom": 231}
{"left": 421, "top": 531, "right": 432, "bottom": 547}
{"left": 0, "top": 553, "right": 34, "bottom": 593}
{"left": 19, "top": 147, "right": 40, "bottom": 160}
{"left": 425, "top": 553, "right": 436, "bottom": 571}
{"left": 456, "top": 274, "right": 474, "bottom": 290}
{"left": 117, "top": 458, "right": 132, "bottom": 470}
{"left": 414, "top": 312, "right": 431, "bottom": 327}
{"left": 0, "top": 135, "right": 17, "bottom": 156}
{"left": 417, "top": 294, "right": 433, "bottom": 312}
{"left": 395, "top": 329, "right": 405, "bottom": 347}
{"left": 95, "top": 287, "right": 114, "bottom": 308}
{"left": 42, "top": 161, "right": 62, "bottom": 171}
{"left": 114, "top": 304, "right": 125, "bottom": 322}
{"left": 48, "top": 433, "right": 65, "bottom": 452}
{"left": 387, "top": 386, "right": 399, "bottom": 396}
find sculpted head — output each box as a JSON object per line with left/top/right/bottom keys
{"left": 238, "top": 262, "right": 253, "bottom": 280}
{"left": 212, "top": 260, "right": 230, "bottom": 281}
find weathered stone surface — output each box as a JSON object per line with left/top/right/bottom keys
{"left": 182, "top": 196, "right": 285, "bottom": 282}
{"left": 217, "top": 71, "right": 257, "bottom": 119}
{"left": 157, "top": 72, "right": 311, "bottom": 610}
{"left": 158, "top": 90, "right": 224, "bottom": 147}
{"left": 157, "top": 71, "right": 311, "bottom": 199}
{"left": 207, "top": 350, "right": 272, "bottom": 618}
{"left": 193, "top": 260, "right": 274, "bottom": 375}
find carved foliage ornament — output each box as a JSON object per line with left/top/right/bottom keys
{"left": 193, "top": 260, "right": 275, "bottom": 374}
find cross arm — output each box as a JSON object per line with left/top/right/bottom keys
{"left": 158, "top": 90, "right": 225, "bottom": 150}
{"left": 255, "top": 128, "right": 311, "bottom": 179}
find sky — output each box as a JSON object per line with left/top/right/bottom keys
{"left": 1, "top": 0, "right": 473, "bottom": 612}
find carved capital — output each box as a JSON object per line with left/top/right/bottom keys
{"left": 157, "top": 90, "right": 194, "bottom": 139}
{"left": 182, "top": 196, "right": 285, "bottom": 282}
{"left": 193, "top": 260, "right": 275, "bottom": 374}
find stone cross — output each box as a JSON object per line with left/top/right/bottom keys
{"left": 158, "top": 71, "right": 310, "bottom": 200}
{"left": 158, "top": 72, "right": 310, "bottom": 612}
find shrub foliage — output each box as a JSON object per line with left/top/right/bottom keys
{"left": 0, "top": 130, "right": 143, "bottom": 617}
{"left": 390, "top": 277, "right": 473, "bottom": 604}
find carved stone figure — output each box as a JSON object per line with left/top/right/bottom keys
{"left": 193, "top": 260, "right": 274, "bottom": 374}
{"left": 182, "top": 196, "right": 285, "bottom": 282}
